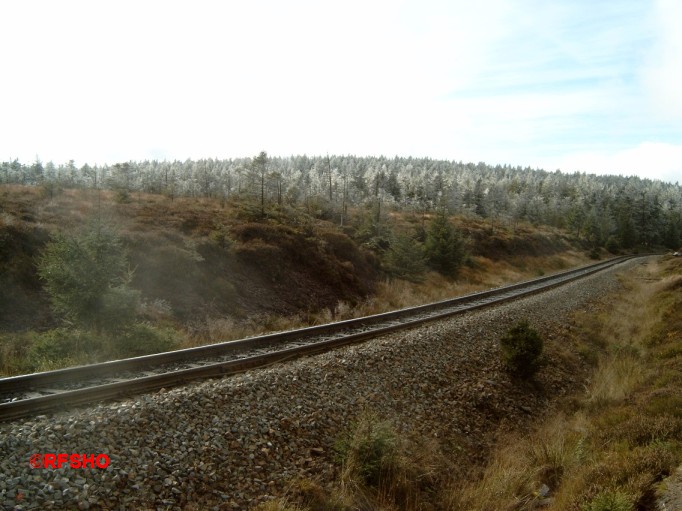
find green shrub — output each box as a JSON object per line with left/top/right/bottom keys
{"left": 209, "top": 224, "right": 233, "bottom": 250}
{"left": 605, "top": 236, "right": 621, "bottom": 254}
{"left": 0, "top": 333, "right": 32, "bottom": 375}
{"left": 114, "top": 188, "right": 131, "bottom": 204}
{"left": 99, "top": 286, "right": 142, "bottom": 331}
{"left": 39, "top": 181, "right": 62, "bottom": 200}
{"left": 583, "top": 490, "right": 633, "bottom": 511}
{"left": 26, "top": 323, "right": 180, "bottom": 369}
{"left": 335, "top": 416, "right": 399, "bottom": 488}
{"left": 384, "top": 232, "right": 427, "bottom": 282}
{"left": 27, "top": 328, "right": 104, "bottom": 370}
{"left": 114, "top": 323, "right": 179, "bottom": 358}
{"left": 424, "top": 211, "right": 466, "bottom": 278}
{"left": 37, "top": 218, "right": 139, "bottom": 333}
{"left": 500, "top": 320, "right": 543, "bottom": 378}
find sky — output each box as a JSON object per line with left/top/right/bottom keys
{"left": 1, "top": 0, "right": 681, "bottom": 184}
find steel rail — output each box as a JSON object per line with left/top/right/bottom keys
{"left": 0, "top": 255, "right": 642, "bottom": 421}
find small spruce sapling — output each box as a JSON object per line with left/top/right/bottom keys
{"left": 500, "top": 320, "right": 543, "bottom": 378}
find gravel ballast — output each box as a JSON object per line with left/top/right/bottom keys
{"left": 0, "top": 258, "right": 649, "bottom": 510}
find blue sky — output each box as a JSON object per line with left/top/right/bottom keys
{"left": 1, "top": 0, "right": 680, "bottom": 183}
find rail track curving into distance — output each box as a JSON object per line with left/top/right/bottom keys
{"left": 0, "top": 255, "right": 644, "bottom": 421}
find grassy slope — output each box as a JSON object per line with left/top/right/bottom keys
{"left": 0, "top": 186, "right": 379, "bottom": 332}
{"left": 451, "top": 255, "right": 682, "bottom": 511}
{"left": 1, "top": 184, "right": 594, "bottom": 373}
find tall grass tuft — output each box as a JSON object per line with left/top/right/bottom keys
{"left": 332, "top": 414, "right": 445, "bottom": 510}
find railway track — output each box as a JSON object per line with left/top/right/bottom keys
{"left": 0, "top": 255, "right": 641, "bottom": 421}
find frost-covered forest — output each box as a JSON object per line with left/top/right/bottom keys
{"left": 2, "top": 154, "right": 680, "bottom": 250}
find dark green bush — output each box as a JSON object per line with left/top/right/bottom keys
{"left": 500, "top": 320, "right": 543, "bottom": 378}
{"left": 605, "top": 236, "right": 621, "bottom": 254}
{"left": 39, "top": 181, "right": 62, "bottom": 200}
{"left": 114, "top": 323, "right": 179, "bottom": 358}
{"left": 113, "top": 188, "right": 131, "bottom": 204}
{"left": 384, "top": 232, "right": 427, "bottom": 282}
{"left": 37, "top": 219, "right": 139, "bottom": 333}
{"left": 424, "top": 211, "right": 466, "bottom": 278}
{"left": 26, "top": 323, "right": 179, "bottom": 369}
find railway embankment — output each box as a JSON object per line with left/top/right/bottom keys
{"left": 0, "top": 258, "right": 646, "bottom": 509}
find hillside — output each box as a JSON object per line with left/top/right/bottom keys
{"left": 1, "top": 184, "right": 600, "bottom": 373}
{"left": 0, "top": 185, "right": 591, "bottom": 327}
{"left": 3, "top": 155, "right": 681, "bottom": 254}
{"left": 0, "top": 186, "right": 377, "bottom": 332}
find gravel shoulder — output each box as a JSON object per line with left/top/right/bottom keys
{"left": 0, "top": 258, "right": 647, "bottom": 510}
{"left": 658, "top": 466, "right": 682, "bottom": 511}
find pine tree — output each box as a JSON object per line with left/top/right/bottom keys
{"left": 424, "top": 211, "right": 466, "bottom": 278}
{"left": 384, "top": 232, "right": 427, "bottom": 282}
{"left": 251, "top": 151, "right": 268, "bottom": 217}
{"left": 38, "top": 219, "right": 139, "bottom": 333}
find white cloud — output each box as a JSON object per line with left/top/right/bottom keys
{"left": 542, "top": 142, "right": 682, "bottom": 184}
{"left": 0, "top": 0, "right": 678, "bottom": 185}
{"left": 642, "top": 0, "right": 682, "bottom": 118}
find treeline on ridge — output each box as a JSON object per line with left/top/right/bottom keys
{"left": 2, "top": 153, "right": 680, "bottom": 251}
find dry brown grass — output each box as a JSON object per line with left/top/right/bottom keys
{"left": 252, "top": 500, "right": 306, "bottom": 511}
{"left": 179, "top": 251, "right": 595, "bottom": 350}
{"left": 0, "top": 333, "right": 31, "bottom": 375}
{"left": 585, "top": 260, "right": 669, "bottom": 407}
{"left": 447, "top": 256, "right": 682, "bottom": 511}
{"left": 184, "top": 314, "right": 312, "bottom": 348}
{"left": 329, "top": 252, "right": 592, "bottom": 321}
{"left": 450, "top": 414, "right": 588, "bottom": 511}
{"left": 586, "top": 355, "right": 644, "bottom": 407}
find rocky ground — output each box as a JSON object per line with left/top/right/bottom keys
{"left": 0, "top": 258, "right": 648, "bottom": 510}
{"left": 658, "top": 466, "right": 682, "bottom": 511}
